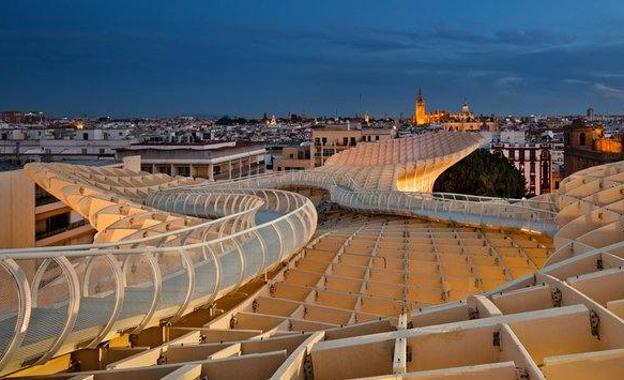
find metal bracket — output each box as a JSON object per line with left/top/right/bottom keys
{"left": 129, "top": 334, "right": 139, "bottom": 347}
{"left": 69, "top": 358, "right": 81, "bottom": 372}
{"left": 515, "top": 366, "right": 530, "bottom": 379}
{"left": 492, "top": 331, "right": 501, "bottom": 347}
{"left": 590, "top": 310, "right": 600, "bottom": 340}
{"left": 597, "top": 258, "right": 604, "bottom": 271}
{"left": 469, "top": 307, "right": 480, "bottom": 320}
{"left": 551, "top": 287, "right": 562, "bottom": 308}
{"left": 303, "top": 353, "right": 314, "bottom": 380}
{"left": 157, "top": 351, "right": 167, "bottom": 365}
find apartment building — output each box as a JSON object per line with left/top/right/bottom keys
{"left": 116, "top": 141, "right": 266, "bottom": 180}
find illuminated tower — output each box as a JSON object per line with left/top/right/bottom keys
{"left": 412, "top": 88, "right": 427, "bottom": 125}
{"left": 460, "top": 99, "right": 472, "bottom": 121}
{"left": 461, "top": 99, "right": 470, "bottom": 115}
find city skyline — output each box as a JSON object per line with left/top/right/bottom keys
{"left": 2, "top": 2, "right": 624, "bottom": 376}
{"left": 3, "top": 0, "right": 624, "bottom": 117}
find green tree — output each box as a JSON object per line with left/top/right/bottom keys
{"left": 433, "top": 149, "right": 527, "bottom": 198}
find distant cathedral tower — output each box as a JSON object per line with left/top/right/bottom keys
{"left": 461, "top": 99, "right": 470, "bottom": 115}
{"left": 412, "top": 88, "right": 427, "bottom": 125}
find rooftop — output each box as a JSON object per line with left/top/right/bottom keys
{"left": 121, "top": 141, "right": 265, "bottom": 151}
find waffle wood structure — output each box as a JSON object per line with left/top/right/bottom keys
{"left": 0, "top": 132, "right": 622, "bottom": 379}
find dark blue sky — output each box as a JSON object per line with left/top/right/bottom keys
{"left": 2, "top": 0, "right": 624, "bottom": 117}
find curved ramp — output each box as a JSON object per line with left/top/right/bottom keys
{"left": 0, "top": 164, "right": 316, "bottom": 375}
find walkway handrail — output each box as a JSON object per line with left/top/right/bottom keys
{"left": 214, "top": 170, "right": 558, "bottom": 236}
{"left": 0, "top": 185, "right": 317, "bottom": 376}
{"left": 0, "top": 188, "right": 305, "bottom": 258}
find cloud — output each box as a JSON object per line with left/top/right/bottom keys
{"left": 496, "top": 76, "right": 523, "bottom": 87}
{"left": 590, "top": 71, "right": 624, "bottom": 79}
{"left": 223, "top": 23, "right": 574, "bottom": 57}
{"left": 425, "top": 26, "right": 573, "bottom": 48}
{"left": 592, "top": 83, "right": 624, "bottom": 99}
{"left": 2, "top": 1, "right": 623, "bottom": 117}
{"left": 426, "top": 27, "right": 489, "bottom": 44}
{"left": 493, "top": 29, "right": 573, "bottom": 46}
{"left": 224, "top": 24, "right": 420, "bottom": 53}
{"left": 467, "top": 70, "right": 506, "bottom": 78}
{"left": 563, "top": 78, "right": 590, "bottom": 85}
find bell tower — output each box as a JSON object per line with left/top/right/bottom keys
{"left": 412, "top": 88, "right": 427, "bottom": 125}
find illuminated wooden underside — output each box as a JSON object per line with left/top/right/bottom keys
{"left": 323, "top": 132, "right": 483, "bottom": 192}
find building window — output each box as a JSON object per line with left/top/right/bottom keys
{"left": 350, "top": 137, "right": 356, "bottom": 145}
{"left": 315, "top": 138, "right": 320, "bottom": 145}
{"left": 36, "top": 212, "right": 71, "bottom": 240}
{"left": 35, "top": 185, "right": 59, "bottom": 206}
{"left": 157, "top": 165, "right": 171, "bottom": 175}
{"left": 177, "top": 166, "right": 190, "bottom": 177}
{"left": 83, "top": 132, "right": 89, "bottom": 140}
{"left": 343, "top": 137, "right": 349, "bottom": 146}
{"left": 375, "top": 135, "right": 380, "bottom": 141}
{"left": 579, "top": 132, "right": 586, "bottom": 146}
{"left": 321, "top": 137, "right": 327, "bottom": 145}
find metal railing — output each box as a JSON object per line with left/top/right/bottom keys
{"left": 331, "top": 188, "right": 557, "bottom": 235}
{"left": 213, "top": 170, "right": 558, "bottom": 236}
{"left": 0, "top": 187, "right": 317, "bottom": 376}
